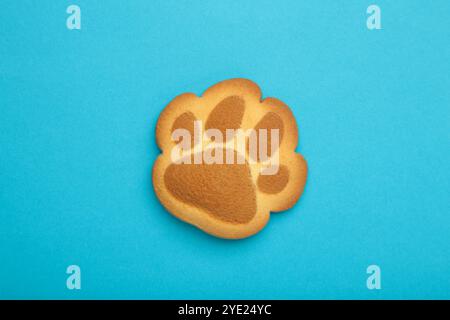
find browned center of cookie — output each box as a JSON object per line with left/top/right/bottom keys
{"left": 252, "top": 112, "right": 284, "bottom": 161}
{"left": 257, "top": 165, "right": 289, "bottom": 194}
{"left": 205, "top": 96, "right": 245, "bottom": 136}
{"left": 172, "top": 111, "right": 197, "bottom": 147}
{"left": 164, "top": 151, "right": 257, "bottom": 224}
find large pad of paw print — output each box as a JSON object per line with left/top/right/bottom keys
{"left": 152, "top": 78, "right": 307, "bottom": 239}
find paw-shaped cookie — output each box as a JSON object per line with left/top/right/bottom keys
{"left": 152, "top": 79, "right": 307, "bottom": 239}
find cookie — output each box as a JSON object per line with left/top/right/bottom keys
{"left": 152, "top": 79, "right": 307, "bottom": 239}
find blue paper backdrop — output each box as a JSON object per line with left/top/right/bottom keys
{"left": 0, "top": 0, "right": 449, "bottom": 299}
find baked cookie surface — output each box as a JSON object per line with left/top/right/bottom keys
{"left": 153, "top": 79, "right": 307, "bottom": 239}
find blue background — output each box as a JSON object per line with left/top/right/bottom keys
{"left": 1, "top": 0, "right": 449, "bottom": 299}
